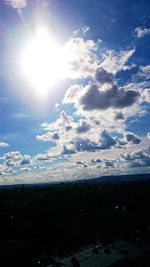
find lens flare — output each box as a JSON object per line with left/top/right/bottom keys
{"left": 21, "top": 27, "right": 71, "bottom": 96}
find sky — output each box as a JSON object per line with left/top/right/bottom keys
{"left": 0, "top": 0, "right": 150, "bottom": 185}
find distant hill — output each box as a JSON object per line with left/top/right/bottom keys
{"left": 76, "top": 173, "right": 150, "bottom": 184}
{"left": 0, "top": 173, "right": 150, "bottom": 189}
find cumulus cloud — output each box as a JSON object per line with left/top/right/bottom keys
{"left": 75, "top": 137, "right": 98, "bottom": 151}
{"left": 47, "top": 111, "right": 74, "bottom": 131}
{"left": 1, "top": 151, "right": 33, "bottom": 174}
{"left": 0, "top": 141, "right": 9, "bottom": 148}
{"left": 90, "top": 157, "right": 117, "bottom": 169}
{"left": 31, "top": 30, "right": 148, "bottom": 180}
{"left": 62, "top": 144, "right": 76, "bottom": 155}
{"left": 5, "top": 0, "right": 27, "bottom": 9}
{"left": 20, "top": 156, "right": 31, "bottom": 165}
{"left": 38, "top": 111, "right": 74, "bottom": 140}
{"left": 52, "top": 132, "right": 60, "bottom": 140}
{"left": 95, "top": 67, "right": 114, "bottom": 84}
{"left": 99, "top": 130, "right": 117, "bottom": 149}
{"left": 2, "top": 153, "right": 32, "bottom": 172}
{"left": 4, "top": 151, "right": 22, "bottom": 160}
{"left": 63, "top": 85, "right": 82, "bottom": 104}
{"left": 120, "top": 148, "right": 150, "bottom": 168}
{"left": 61, "top": 137, "right": 100, "bottom": 154}
{"left": 124, "top": 132, "right": 141, "bottom": 144}
{"left": 39, "top": 112, "right": 76, "bottom": 146}
{"left": 36, "top": 131, "right": 60, "bottom": 142}
{"left": 115, "top": 112, "right": 125, "bottom": 120}
{"left": 35, "top": 153, "right": 51, "bottom": 161}
{"left": 101, "top": 160, "right": 116, "bottom": 169}
{"left": 63, "top": 68, "right": 139, "bottom": 112}
{"left": 141, "top": 88, "right": 150, "bottom": 103}
{"left": 63, "top": 37, "right": 97, "bottom": 79}
{"left": 61, "top": 38, "right": 135, "bottom": 81}
{"left": 76, "top": 119, "right": 91, "bottom": 133}
{"left": 0, "top": 164, "right": 13, "bottom": 175}
{"left": 147, "top": 133, "right": 150, "bottom": 140}
{"left": 62, "top": 130, "right": 127, "bottom": 154}
{"left": 59, "top": 111, "right": 73, "bottom": 126}
{"left": 5, "top": 159, "right": 17, "bottom": 167}
{"left": 80, "top": 82, "right": 139, "bottom": 111}
{"left": 134, "top": 27, "right": 150, "bottom": 38}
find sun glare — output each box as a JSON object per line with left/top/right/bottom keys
{"left": 21, "top": 27, "right": 70, "bottom": 96}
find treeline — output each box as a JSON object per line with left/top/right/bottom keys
{"left": 0, "top": 181, "right": 150, "bottom": 266}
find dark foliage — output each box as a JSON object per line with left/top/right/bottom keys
{"left": 0, "top": 181, "right": 150, "bottom": 266}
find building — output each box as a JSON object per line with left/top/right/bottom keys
{"left": 55, "top": 240, "right": 150, "bottom": 267}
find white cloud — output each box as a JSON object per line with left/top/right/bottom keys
{"left": 141, "top": 89, "right": 150, "bottom": 103}
{"left": 63, "top": 84, "right": 82, "bottom": 104}
{"left": 5, "top": 0, "right": 27, "bottom": 9}
{"left": 62, "top": 37, "right": 97, "bottom": 79}
{"left": 40, "top": 111, "right": 75, "bottom": 140}
{"left": 100, "top": 48, "right": 135, "bottom": 74}
{"left": 35, "top": 153, "right": 52, "bottom": 161}
{"left": 0, "top": 151, "right": 34, "bottom": 175}
{"left": 101, "top": 159, "right": 117, "bottom": 169}
{"left": 99, "top": 130, "right": 117, "bottom": 149}
{"left": 76, "top": 119, "right": 91, "bottom": 133}
{"left": 134, "top": 27, "right": 150, "bottom": 38}
{"left": 5, "top": 159, "right": 17, "bottom": 167}
{"left": 62, "top": 144, "right": 76, "bottom": 155}
{"left": 0, "top": 164, "right": 13, "bottom": 175}
{"left": 139, "top": 65, "right": 150, "bottom": 80}
{"left": 36, "top": 131, "right": 60, "bottom": 142}
{"left": 73, "top": 26, "right": 90, "bottom": 37}
{"left": 0, "top": 141, "right": 9, "bottom": 148}
{"left": 140, "top": 65, "right": 150, "bottom": 73}
{"left": 133, "top": 64, "right": 150, "bottom": 81}
{"left": 4, "top": 151, "right": 22, "bottom": 160}
{"left": 120, "top": 147, "right": 150, "bottom": 168}
{"left": 147, "top": 133, "right": 150, "bottom": 140}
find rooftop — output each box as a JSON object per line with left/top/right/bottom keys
{"left": 57, "top": 240, "right": 150, "bottom": 267}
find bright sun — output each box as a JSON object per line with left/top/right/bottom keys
{"left": 21, "top": 27, "right": 70, "bottom": 95}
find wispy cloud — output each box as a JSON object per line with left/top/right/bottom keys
{"left": 100, "top": 48, "right": 135, "bottom": 74}
{"left": 134, "top": 26, "right": 150, "bottom": 38}
{"left": 5, "top": 0, "right": 28, "bottom": 9}
{"left": 73, "top": 26, "right": 90, "bottom": 37}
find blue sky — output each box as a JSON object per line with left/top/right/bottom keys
{"left": 0, "top": 0, "right": 150, "bottom": 184}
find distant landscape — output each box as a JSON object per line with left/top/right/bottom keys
{"left": 1, "top": 173, "right": 150, "bottom": 188}
{"left": 1, "top": 175, "right": 150, "bottom": 266}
